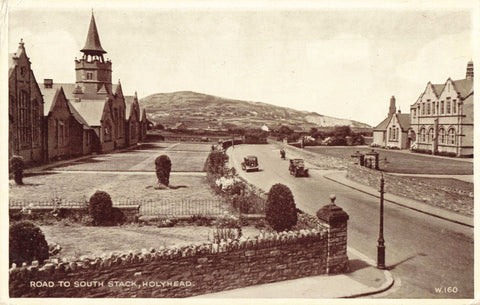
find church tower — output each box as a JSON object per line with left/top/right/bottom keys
{"left": 388, "top": 96, "right": 396, "bottom": 115}
{"left": 466, "top": 60, "right": 474, "bottom": 79}
{"left": 74, "top": 12, "right": 112, "bottom": 99}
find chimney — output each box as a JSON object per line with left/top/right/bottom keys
{"left": 389, "top": 96, "right": 396, "bottom": 115}
{"left": 466, "top": 60, "right": 474, "bottom": 79}
{"left": 44, "top": 79, "right": 53, "bottom": 88}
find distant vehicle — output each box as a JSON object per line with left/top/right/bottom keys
{"left": 241, "top": 155, "right": 259, "bottom": 172}
{"left": 289, "top": 159, "right": 309, "bottom": 177}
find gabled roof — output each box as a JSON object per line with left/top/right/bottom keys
{"left": 39, "top": 86, "right": 61, "bottom": 116}
{"left": 81, "top": 13, "right": 106, "bottom": 54}
{"left": 397, "top": 113, "right": 411, "bottom": 131}
{"left": 373, "top": 114, "right": 392, "bottom": 131}
{"left": 451, "top": 78, "right": 473, "bottom": 99}
{"left": 125, "top": 96, "right": 136, "bottom": 118}
{"left": 69, "top": 100, "right": 107, "bottom": 127}
{"left": 39, "top": 83, "right": 77, "bottom": 100}
{"left": 431, "top": 84, "right": 445, "bottom": 97}
{"left": 67, "top": 100, "right": 92, "bottom": 130}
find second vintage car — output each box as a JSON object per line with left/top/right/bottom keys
{"left": 241, "top": 155, "right": 259, "bottom": 172}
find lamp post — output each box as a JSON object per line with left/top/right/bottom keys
{"left": 377, "top": 172, "right": 386, "bottom": 269}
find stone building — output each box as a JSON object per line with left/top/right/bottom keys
{"left": 40, "top": 81, "right": 94, "bottom": 160}
{"left": 409, "top": 61, "right": 474, "bottom": 156}
{"left": 372, "top": 96, "right": 411, "bottom": 149}
{"left": 125, "top": 93, "right": 141, "bottom": 147}
{"left": 8, "top": 40, "right": 45, "bottom": 164}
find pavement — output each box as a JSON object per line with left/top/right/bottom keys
{"left": 323, "top": 170, "right": 474, "bottom": 228}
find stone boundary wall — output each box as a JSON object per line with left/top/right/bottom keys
{"left": 10, "top": 228, "right": 336, "bottom": 298}
{"left": 347, "top": 165, "right": 473, "bottom": 216}
{"left": 269, "top": 140, "right": 349, "bottom": 170}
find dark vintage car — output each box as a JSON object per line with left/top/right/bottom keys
{"left": 289, "top": 159, "right": 309, "bottom": 177}
{"left": 241, "top": 155, "right": 259, "bottom": 172}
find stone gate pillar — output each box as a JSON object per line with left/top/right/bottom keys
{"left": 316, "top": 194, "right": 349, "bottom": 274}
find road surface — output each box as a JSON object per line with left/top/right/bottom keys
{"left": 229, "top": 144, "right": 474, "bottom": 298}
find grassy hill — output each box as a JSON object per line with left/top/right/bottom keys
{"left": 139, "top": 91, "right": 371, "bottom": 131}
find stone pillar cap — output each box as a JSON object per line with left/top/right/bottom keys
{"left": 316, "top": 195, "right": 349, "bottom": 223}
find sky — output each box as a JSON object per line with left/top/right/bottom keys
{"left": 6, "top": 0, "right": 476, "bottom": 126}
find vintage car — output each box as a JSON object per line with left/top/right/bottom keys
{"left": 241, "top": 155, "right": 259, "bottom": 172}
{"left": 289, "top": 159, "right": 309, "bottom": 177}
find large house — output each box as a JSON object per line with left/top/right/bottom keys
{"left": 373, "top": 96, "right": 411, "bottom": 149}
{"left": 409, "top": 61, "right": 474, "bottom": 157}
{"left": 9, "top": 13, "right": 149, "bottom": 165}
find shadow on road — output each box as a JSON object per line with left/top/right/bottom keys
{"left": 386, "top": 253, "right": 427, "bottom": 271}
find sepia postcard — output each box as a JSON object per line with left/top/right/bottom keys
{"left": 1, "top": 0, "right": 478, "bottom": 304}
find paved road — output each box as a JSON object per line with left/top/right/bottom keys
{"left": 229, "top": 144, "right": 474, "bottom": 299}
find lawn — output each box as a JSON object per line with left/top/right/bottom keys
{"left": 10, "top": 173, "right": 219, "bottom": 205}
{"left": 304, "top": 146, "right": 473, "bottom": 175}
{"left": 47, "top": 142, "right": 212, "bottom": 172}
{"left": 41, "top": 224, "right": 261, "bottom": 260}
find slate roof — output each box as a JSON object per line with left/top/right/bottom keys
{"left": 373, "top": 115, "right": 392, "bottom": 131}
{"left": 81, "top": 13, "right": 106, "bottom": 54}
{"left": 69, "top": 100, "right": 106, "bottom": 127}
{"left": 451, "top": 78, "right": 473, "bottom": 99}
{"left": 39, "top": 86, "right": 60, "bottom": 116}
{"left": 397, "top": 113, "right": 411, "bottom": 131}
{"left": 67, "top": 101, "right": 92, "bottom": 129}
{"left": 125, "top": 96, "right": 135, "bottom": 118}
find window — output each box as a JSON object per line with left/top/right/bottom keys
{"left": 448, "top": 83, "right": 450, "bottom": 92}
{"left": 439, "top": 128, "right": 445, "bottom": 144}
{"left": 448, "top": 128, "right": 455, "bottom": 145}
{"left": 427, "top": 128, "right": 434, "bottom": 143}
{"left": 19, "top": 90, "right": 31, "bottom": 146}
{"left": 432, "top": 102, "right": 436, "bottom": 114}
{"left": 421, "top": 103, "right": 425, "bottom": 115}
{"left": 440, "top": 101, "right": 444, "bottom": 114}
{"left": 86, "top": 72, "right": 93, "bottom": 80}
{"left": 412, "top": 108, "right": 416, "bottom": 118}
{"left": 104, "top": 122, "right": 112, "bottom": 142}
{"left": 55, "top": 119, "right": 58, "bottom": 148}
{"left": 452, "top": 99, "right": 456, "bottom": 113}
{"left": 427, "top": 102, "right": 431, "bottom": 115}
{"left": 420, "top": 128, "right": 426, "bottom": 143}
{"left": 446, "top": 98, "right": 451, "bottom": 114}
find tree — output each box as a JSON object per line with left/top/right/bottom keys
{"left": 155, "top": 155, "right": 172, "bottom": 186}
{"left": 89, "top": 191, "right": 113, "bottom": 226}
{"left": 266, "top": 184, "right": 298, "bottom": 231}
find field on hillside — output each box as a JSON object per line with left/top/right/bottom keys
{"left": 304, "top": 146, "right": 473, "bottom": 175}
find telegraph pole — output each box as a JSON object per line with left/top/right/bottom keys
{"left": 377, "top": 172, "right": 386, "bottom": 269}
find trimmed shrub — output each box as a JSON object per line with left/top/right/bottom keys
{"left": 266, "top": 183, "right": 298, "bottom": 231}
{"left": 9, "top": 155, "right": 25, "bottom": 185}
{"left": 204, "top": 150, "right": 229, "bottom": 176}
{"left": 89, "top": 191, "right": 113, "bottom": 226}
{"left": 9, "top": 221, "right": 49, "bottom": 266}
{"left": 155, "top": 155, "right": 172, "bottom": 186}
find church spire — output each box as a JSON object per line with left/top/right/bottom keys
{"left": 80, "top": 12, "right": 106, "bottom": 56}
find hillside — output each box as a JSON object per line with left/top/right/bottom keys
{"left": 139, "top": 91, "right": 371, "bottom": 131}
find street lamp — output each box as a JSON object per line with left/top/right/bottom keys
{"left": 377, "top": 172, "right": 386, "bottom": 269}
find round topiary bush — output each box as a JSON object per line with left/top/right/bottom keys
{"left": 9, "top": 155, "right": 25, "bottom": 185}
{"left": 9, "top": 221, "right": 49, "bottom": 267}
{"left": 266, "top": 183, "right": 298, "bottom": 232}
{"left": 89, "top": 191, "right": 113, "bottom": 226}
{"left": 155, "top": 155, "right": 172, "bottom": 186}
